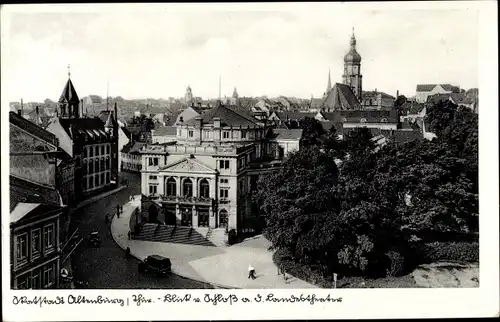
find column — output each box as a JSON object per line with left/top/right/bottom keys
{"left": 158, "top": 175, "right": 165, "bottom": 196}
{"left": 192, "top": 177, "right": 198, "bottom": 198}
{"left": 176, "top": 177, "right": 181, "bottom": 196}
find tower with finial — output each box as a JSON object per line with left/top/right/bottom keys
{"left": 342, "top": 27, "right": 363, "bottom": 102}
{"left": 58, "top": 64, "right": 81, "bottom": 119}
{"left": 230, "top": 86, "right": 239, "bottom": 105}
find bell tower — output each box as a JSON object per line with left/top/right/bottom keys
{"left": 58, "top": 65, "right": 81, "bottom": 118}
{"left": 342, "top": 28, "right": 363, "bottom": 102}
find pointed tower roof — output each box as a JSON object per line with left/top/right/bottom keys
{"left": 232, "top": 87, "right": 239, "bottom": 98}
{"left": 344, "top": 28, "right": 361, "bottom": 63}
{"left": 59, "top": 78, "right": 80, "bottom": 104}
{"left": 105, "top": 112, "right": 114, "bottom": 128}
{"left": 326, "top": 69, "right": 332, "bottom": 93}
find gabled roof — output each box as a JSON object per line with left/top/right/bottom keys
{"left": 322, "top": 83, "right": 361, "bottom": 110}
{"left": 121, "top": 141, "right": 146, "bottom": 154}
{"left": 363, "top": 91, "right": 395, "bottom": 99}
{"left": 10, "top": 111, "right": 58, "bottom": 145}
{"left": 183, "top": 104, "right": 260, "bottom": 127}
{"left": 59, "top": 78, "right": 80, "bottom": 104}
{"left": 58, "top": 117, "right": 107, "bottom": 140}
{"left": 416, "top": 84, "right": 460, "bottom": 93}
{"left": 159, "top": 157, "right": 216, "bottom": 173}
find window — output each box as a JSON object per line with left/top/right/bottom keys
{"left": 43, "top": 263, "right": 55, "bottom": 288}
{"left": 106, "top": 172, "right": 110, "bottom": 183}
{"left": 89, "top": 147, "right": 93, "bottom": 157}
{"left": 16, "top": 233, "right": 28, "bottom": 261}
{"left": 381, "top": 118, "right": 388, "bottom": 123}
{"left": 241, "top": 130, "right": 247, "bottom": 139}
{"left": 83, "top": 148, "right": 87, "bottom": 158}
{"left": 31, "top": 270, "right": 42, "bottom": 289}
{"left": 106, "top": 145, "right": 110, "bottom": 154}
{"left": 89, "top": 176, "right": 94, "bottom": 189}
{"left": 220, "top": 188, "right": 229, "bottom": 199}
{"left": 223, "top": 131, "right": 230, "bottom": 139}
{"left": 96, "top": 174, "right": 100, "bottom": 186}
{"left": 183, "top": 179, "right": 193, "bottom": 197}
{"left": 43, "top": 224, "right": 54, "bottom": 249}
{"left": 89, "top": 160, "right": 94, "bottom": 173}
{"left": 188, "top": 130, "right": 194, "bottom": 137}
{"left": 199, "top": 179, "right": 210, "bottom": 198}
{"left": 107, "top": 157, "right": 110, "bottom": 170}
{"left": 220, "top": 178, "right": 229, "bottom": 184}
{"left": 82, "top": 178, "right": 87, "bottom": 190}
{"left": 95, "top": 146, "right": 99, "bottom": 156}
{"left": 100, "top": 158, "right": 105, "bottom": 170}
{"left": 149, "top": 175, "right": 158, "bottom": 180}
{"left": 360, "top": 118, "right": 367, "bottom": 123}
{"left": 95, "top": 161, "right": 100, "bottom": 173}
{"left": 149, "top": 185, "right": 158, "bottom": 195}
{"left": 101, "top": 145, "right": 105, "bottom": 155}
{"left": 203, "top": 130, "right": 210, "bottom": 139}
{"left": 149, "top": 157, "right": 159, "bottom": 166}
{"left": 219, "top": 160, "right": 230, "bottom": 169}
{"left": 101, "top": 173, "right": 105, "bottom": 184}
{"left": 166, "top": 178, "right": 177, "bottom": 196}
{"left": 32, "top": 229, "right": 41, "bottom": 255}
{"left": 16, "top": 273, "right": 29, "bottom": 290}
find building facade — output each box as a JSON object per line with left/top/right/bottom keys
{"left": 139, "top": 103, "right": 301, "bottom": 237}
{"left": 46, "top": 76, "right": 119, "bottom": 199}
{"left": 415, "top": 84, "right": 460, "bottom": 103}
{"left": 121, "top": 141, "right": 146, "bottom": 172}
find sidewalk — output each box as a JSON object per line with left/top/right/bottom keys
{"left": 111, "top": 197, "right": 317, "bottom": 289}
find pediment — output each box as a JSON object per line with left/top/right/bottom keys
{"left": 159, "top": 158, "right": 216, "bottom": 174}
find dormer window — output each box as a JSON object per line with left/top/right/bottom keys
{"left": 381, "top": 118, "right": 388, "bottom": 123}
{"left": 360, "top": 118, "right": 367, "bottom": 123}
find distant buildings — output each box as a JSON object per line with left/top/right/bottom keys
{"left": 415, "top": 84, "right": 460, "bottom": 103}
{"left": 121, "top": 141, "right": 146, "bottom": 172}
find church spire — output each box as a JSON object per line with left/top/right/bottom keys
{"left": 350, "top": 27, "right": 356, "bottom": 47}
{"left": 326, "top": 69, "right": 332, "bottom": 93}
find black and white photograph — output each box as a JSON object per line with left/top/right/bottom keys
{"left": 1, "top": 1, "right": 498, "bottom": 320}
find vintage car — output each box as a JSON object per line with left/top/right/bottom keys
{"left": 138, "top": 255, "right": 172, "bottom": 276}
{"left": 88, "top": 231, "right": 101, "bottom": 247}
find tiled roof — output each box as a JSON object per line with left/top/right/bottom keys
{"left": 450, "top": 93, "right": 474, "bottom": 105}
{"left": 276, "top": 112, "right": 316, "bottom": 120}
{"left": 321, "top": 109, "right": 398, "bottom": 124}
{"left": 310, "top": 98, "right": 324, "bottom": 108}
{"left": 59, "top": 78, "right": 80, "bottom": 104}
{"left": 363, "top": 91, "right": 395, "bottom": 99}
{"left": 427, "top": 93, "right": 452, "bottom": 104}
{"left": 416, "top": 84, "right": 437, "bottom": 92}
{"left": 322, "top": 83, "right": 361, "bottom": 110}
{"left": 58, "top": 117, "right": 107, "bottom": 140}
{"left": 441, "top": 84, "right": 460, "bottom": 92}
{"left": 9, "top": 112, "right": 58, "bottom": 145}
{"left": 269, "top": 129, "right": 303, "bottom": 140}
{"left": 153, "top": 125, "right": 177, "bottom": 136}
{"left": 183, "top": 104, "right": 260, "bottom": 127}
{"left": 10, "top": 175, "right": 61, "bottom": 212}
{"left": 121, "top": 141, "right": 146, "bottom": 154}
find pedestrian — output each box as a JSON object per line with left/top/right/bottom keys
{"left": 248, "top": 265, "right": 256, "bottom": 280}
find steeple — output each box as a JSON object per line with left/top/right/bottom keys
{"left": 59, "top": 66, "right": 80, "bottom": 119}
{"left": 326, "top": 69, "right": 332, "bottom": 94}
{"left": 342, "top": 29, "right": 363, "bottom": 103}
{"left": 232, "top": 87, "right": 238, "bottom": 99}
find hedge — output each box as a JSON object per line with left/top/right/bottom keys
{"left": 419, "top": 241, "right": 479, "bottom": 263}
{"left": 273, "top": 249, "right": 332, "bottom": 288}
{"left": 385, "top": 251, "right": 406, "bottom": 277}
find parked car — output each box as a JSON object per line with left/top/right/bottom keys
{"left": 138, "top": 255, "right": 171, "bottom": 276}
{"left": 88, "top": 231, "right": 101, "bottom": 247}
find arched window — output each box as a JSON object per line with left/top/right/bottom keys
{"left": 219, "top": 209, "right": 228, "bottom": 228}
{"left": 199, "top": 179, "right": 210, "bottom": 198}
{"left": 100, "top": 158, "right": 105, "bottom": 170}
{"left": 95, "top": 160, "right": 100, "bottom": 173}
{"left": 183, "top": 178, "right": 193, "bottom": 197}
{"left": 106, "top": 157, "right": 110, "bottom": 170}
{"left": 166, "top": 178, "right": 177, "bottom": 196}
{"left": 89, "top": 160, "right": 94, "bottom": 173}
{"left": 89, "top": 147, "right": 93, "bottom": 157}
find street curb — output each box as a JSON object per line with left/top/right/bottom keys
{"left": 110, "top": 202, "right": 237, "bottom": 290}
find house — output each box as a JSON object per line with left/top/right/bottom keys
{"left": 361, "top": 90, "right": 395, "bottom": 109}
{"left": 98, "top": 110, "right": 130, "bottom": 173}
{"left": 10, "top": 175, "right": 64, "bottom": 289}
{"left": 46, "top": 76, "right": 119, "bottom": 199}
{"left": 10, "top": 111, "right": 76, "bottom": 206}
{"left": 121, "top": 141, "right": 146, "bottom": 172}
{"left": 267, "top": 129, "right": 302, "bottom": 158}
{"left": 151, "top": 125, "right": 177, "bottom": 144}
{"left": 415, "top": 84, "right": 460, "bottom": 103}
{"left": 174, "top": 104, "right": 204, "bottom": 125}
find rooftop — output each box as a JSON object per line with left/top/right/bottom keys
{"left": 10, "top": 111, "right": 58, "bottom": 145}
{"left": 183, "top": 104, "right": 260, "bottom": 128}
{"left": 322, "top": 83, "right": 361, "bottom": 110}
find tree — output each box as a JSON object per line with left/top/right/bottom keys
{"left": 394, "top": 95, "right": 407, "bottom": 116}
{"left": 298, "top": 117, "right": 325, "bottom": 146}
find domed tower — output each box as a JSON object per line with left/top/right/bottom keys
{"left": 185, "top": 85, "right": 193, "bottom": 104}
{"left": 342, "top": 29, "right": 363, "bottom": 102}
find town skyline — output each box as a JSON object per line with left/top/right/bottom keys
{"left": 3, "top": 3, "right": 479, "bottom": 102}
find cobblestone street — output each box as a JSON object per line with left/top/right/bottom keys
{"left": 69, "top": 172, "right": 214, "bottom": 289}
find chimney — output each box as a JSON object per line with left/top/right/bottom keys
{"left": 17, "top": 109, "right": 22, "bottom": 115}
{"left": 397, "top": 90, "right": 399, "bottom": 98}
{"left": 35, "top": 105, "right": 40, "bottom": 124}
{"left": 114, "top": 102, "right": 118, "bottom": 127}
{"left": 21, "top": 98, "right": 24, "bottom": 116}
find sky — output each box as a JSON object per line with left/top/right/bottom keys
{"left": 2, "top": 3, "right": 480, "bottom": 102}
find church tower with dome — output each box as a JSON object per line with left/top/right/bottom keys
{"left": 342, "top": 29, "right": 363, "bottom": 102}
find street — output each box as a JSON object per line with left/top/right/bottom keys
{"left": 69, "top": 172, "right": 214, "bottom": 289}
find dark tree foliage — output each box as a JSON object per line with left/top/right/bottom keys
{"left": 298, "top": 117, "right": 325, "bottom": 146}
{"left": 130, "top": 114, "right": 155, "bottom": 132}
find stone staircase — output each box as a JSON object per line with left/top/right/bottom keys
{"left": 134, "top": 223, "right": 227, "bottom": 247}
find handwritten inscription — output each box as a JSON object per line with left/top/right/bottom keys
{"left": 12, "top": 293, "right": 342, "bottom": 308}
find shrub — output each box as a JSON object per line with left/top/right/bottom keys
{"left": 420, "top": 241, "right": 479, "bottom": 263}
{"left": 385, "top": 251, "right": 406, "bottom": 277}
{"left": 273, "top": 249, "right": 332, "bottom": 288}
